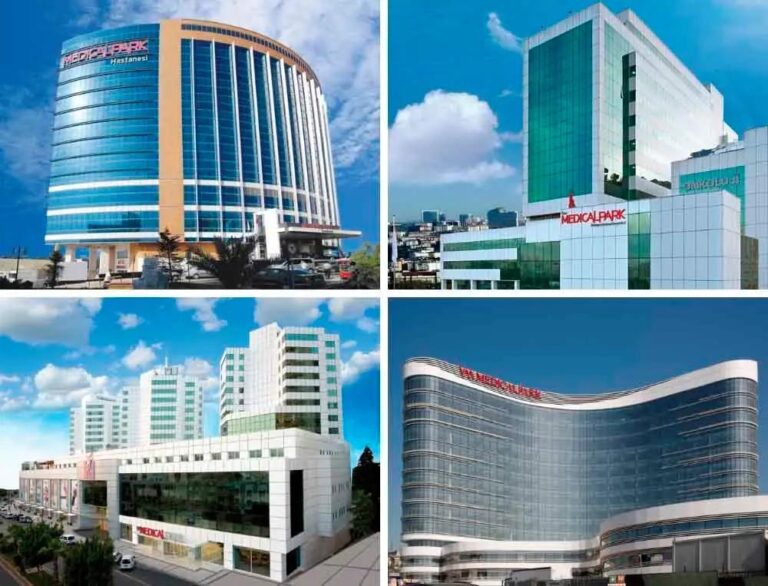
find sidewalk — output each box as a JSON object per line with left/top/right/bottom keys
{"left": 118, "top": 543, "right": 229, "bottom": 585}
{"left": 121, "top": 533, "right": 380, "bottom": 586}
{"left": 206, "top": 533, "right": 380, "bottom": 586}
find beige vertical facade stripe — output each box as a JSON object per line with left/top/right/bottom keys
{"left": 158, "top": 20, "right": 184, "bottom": 239}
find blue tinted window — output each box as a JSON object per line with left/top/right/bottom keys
{"left": 47, "top": 211, "right": 158, "bottom": 234}
{"left": 253, "top": 53, "right": 276, "bottom": 185}
{"left": 215, "top": 43, "right": 239, "bottom": 181}
{"left": 235, "top": 47, "right": 259, "bottom": 183}
{"left": 284, "top": 64, "right": 304, "bottom": 190}
{"left": 270, "top": 58, "right": 292, "bottom": 186}
{"left": 47, "top": 185, "right": 158, "bottom": 209}
{"left": 182, "top": 39, "right": 195, "bottom": 178}
{"left": 193, "top": 41, "right": 217, "bottom": 180}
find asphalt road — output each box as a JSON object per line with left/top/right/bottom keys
{"left": 0, "top": 562, "right": 22, "bottom": 586}
{"left": 113, "top": 566, "right": 195, "bottom": 586}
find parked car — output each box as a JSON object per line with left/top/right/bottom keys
{"left": 252, "top": 267, "right": 325, "bottom": 289}
{"left": 119, "top": 555, "right": 136, "bottom": 571}
{"left": 269, "top": 258, "right": 316, "bottom": 271}
{"left": 113, "top": 551, "right": 123, "bottom": 564}
{"left": 17, "top": 515, "right": 32, "bottom": 524}
{"left": 59, "top": 534, "right": 77, "bottom": 545}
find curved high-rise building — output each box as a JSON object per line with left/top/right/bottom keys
{"left": 400, "top": 358, "right": 761, "bottom": 584}
{"left": 48, "top": 20, "right": 357, "bottom": 273}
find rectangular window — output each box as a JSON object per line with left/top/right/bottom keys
{"left": 290, "top": 470, "right": 304, "bottom": 537}
{"left": 228, "top": 451, "right": 239, "bottom": 459}
{"left": 120, "top": 472, "right": 269, "bottom": 539}
{"left": 233, "top": 546, "right": 270, "bottom": 576}
{"left": 249, "top": 449, "right": 262, "bottom": 458}
{"left": 270, "top": 448, "right": 284, "bottom": 457}
{"left": 286, "top": 546, "right": 301, "bottom": 576}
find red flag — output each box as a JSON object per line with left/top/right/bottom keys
{"left": 567, "top": 192, "right": 576, "bottom": 208}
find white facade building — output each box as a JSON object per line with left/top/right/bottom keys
{"left": 69, "top": 395, "right": 120, "bottom": 455}
{"left": 19, "top": 430, "right": 351, "bottom": 582}
{"left": 220, "top": 324, "right": 343, "bottom": 438}
{"left": 672, "top": 127, "right": 768, "bottom": 287}
{"left": 70, "top": 365, "right": 203, "bottom": 455}
{"left": 121, "top": 364, "right": 204, "bottom": 447}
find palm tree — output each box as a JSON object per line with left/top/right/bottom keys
{"left": 157, "top": 228, "right": 182, "bottom": 283}
{"left": 190, "top": 237, "right": 256, "bottom": 289}
{"left": 45, "top": 249, "right": 65, "bottom": 288}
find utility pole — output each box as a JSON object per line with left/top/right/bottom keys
{"left": 12, "top": 247, "right": 25, "bottom": 282}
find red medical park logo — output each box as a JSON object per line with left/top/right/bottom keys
{"left": 137, "top": 527, "right": 164, "bottom": 540}
{"left": 561, "top": 209, "right": 626, "bottom": 226}
{"left": 60, "top": 39, "right": 149, "bottom": 69}
{"left": 458, "top": 366, "right": 542, "bottom": 400}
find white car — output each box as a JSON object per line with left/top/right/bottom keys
{"left": 59, "top": 534, "right": 77, "bottom": 545}
{"left": 119, "top": 555, "right": 136, "bottom": 571}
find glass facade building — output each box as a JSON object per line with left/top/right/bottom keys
{"left": 438, "top": 4, "right": 768, "bottom": 291}
{"left": 523, "top": 3, "right": 735, "bottom": 217}
{"left": 400, "top": 358, "right": 760, "bottom": 584}
{"left": 47, "top": 19, "right": 343, "bottom": 273}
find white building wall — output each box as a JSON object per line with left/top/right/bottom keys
{"left": 19, "top": 430, "right": 350, "bottom": 583}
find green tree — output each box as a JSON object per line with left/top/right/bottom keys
{"left": 350, "top": 489, "right": 377, "bottom": 540}
{"left": 16, "top": 523, "right": 58, "bottom": 573}
{"left": 158, "top": 228, "right": 183, "bottom": 283}
{"left": 347, "top": 243, "right": 379, "bottom": 289}
{"left": 351, "top": 446, "right": 380, "bottom": 537}
{"left": 64, "top": 536, "right": 114, "bottom": 586}
{"left": 190, "top": 237, "right": 256, "bottom": 289}
{"left": 45, "top": 249, "right": 65, "bottom": 288}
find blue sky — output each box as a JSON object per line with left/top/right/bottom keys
{"left": 389, "top": 0, "right": 768, "bottom": 222}
{"left": 0, "top": 297, "right": 380, "bottom": 489}
{"left": 0, "top": 0, "right": 379, "bottom": 257}
{"left": 389, "top": 298, "right": 768, "bottom": 548}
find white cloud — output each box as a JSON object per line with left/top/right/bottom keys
{"left": 118, "top": 313, "right": 143, "bottom": 330}
{"left": 327, "top": 299, "right": 379, "bottom": 321}
{"left": 342, "top": 349, "right": 380, "bottom": 385}
{"left": 341, "top": 340, "right": 357, "bottom": 350}
{"left": 356, "top": 317, "right": 378, "bottom": 333}
{"left": 106, "top": 0, "right": 379, "bottom": 178}
{"left": 0, "top": 415, "right": 69, "bottom": 488}
{"left": 390, "top": 91, "right": 516, "bottom": 185}
{"left": 64, "top": 344, "right": 116, "bottom": 361}
{"left": 254, "top": 299, "right": 323, "bottom": 326}
{"left": 32, "top": 364, "right": 110, "bottom": 409}
{"left": 181, "top": 357, "right": 218, "bottom": 402}
{"left": 0, "top": 375, "right": 20, "bottom": 384}
{"left": 122, "top": 341, "right": 162, "bottom": 370}
{"left": 176, "top": 299, "right": 227, "bottom": 332}
{"left": 487, "top": 12, "right": 522, "bottom": 52}
{"left": 71, "top": 0, "right": 102, "bottom": 28}
{"left": 0, "top": 299, "right": 100, "bottom": 347}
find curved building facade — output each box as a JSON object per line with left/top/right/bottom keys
{"left": 400, "top": 358, "right": 759, "bottom": 584}
{"left": 48, "top": 19, "right": 354, "bottom": 273}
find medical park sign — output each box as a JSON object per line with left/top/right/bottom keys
{"left": 561, "top": 208, "right": 627, "bottom": 226}
{"left": 60, "top": 39, "right": 150, "bottom": 69}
